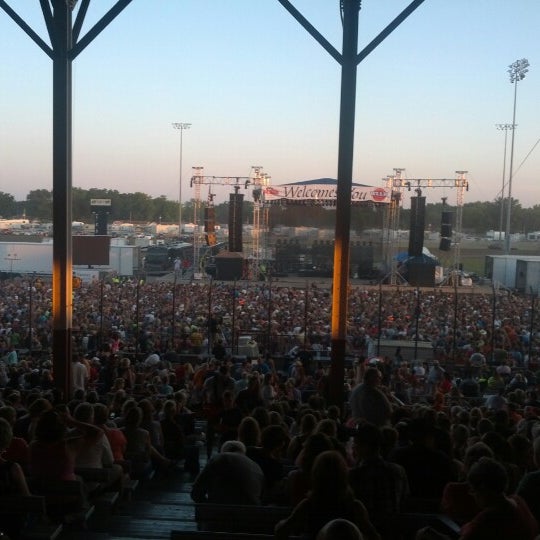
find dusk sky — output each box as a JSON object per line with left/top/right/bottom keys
{"left": 0, "top": 1, "right": 538, "bottom": 211}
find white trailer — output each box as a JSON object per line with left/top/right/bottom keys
{"left": 0, "top": 242, "right": 53, "bottom": 274}
{"left": 515, "top": 259, "right": 540, "bottom": 294}
{"left": 485, "top": 255, "right": 540, "bottom": 289}
{"left": 0, "top": 242, "right": 140, "bottom": 277}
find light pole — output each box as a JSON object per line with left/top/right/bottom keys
{"left": 495, "top": 123, "right": 515, "bottom": 246}
{"left": 504, "top": 58, "right": 529, "bottom": 254}
{"left": 172, "top": 122, "right": 191, "bottom": 238}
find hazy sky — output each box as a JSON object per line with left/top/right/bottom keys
{"left": 0, "top": 1, "right": 539, "bottom": 211}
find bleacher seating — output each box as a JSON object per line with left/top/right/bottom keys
{"left": 0, "top": 495, "right": 63, "bottom": 540}
{"left": 194, "top": 503, "right": 292, "bottom": 534}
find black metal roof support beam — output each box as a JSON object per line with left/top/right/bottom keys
{"left": 72, "top": 0, "right": 90, "bottom": 43}
{"left": 1, "top": 0, "right": 133, "bottom": 399}
{"left": 328, "top": 0, "right": 359, "bottom": 409}
{"left": 51, "top": 0, "right": 73, "bottom": 402}
{"left": 277, "top": 0, "right": 426, "bottom": 407}
{"left": 0, "top": 0, "right": 53, "bottom": 58}
{"left": 39, "top": 0, "right": 55, "bottom": 47}
{"left": 277, "top": 0, "right": 341, "bottom": 63}
{"left": 70, "top": 0, "right": 133, "bottom": 59}
{"left": 357, "top": 0, "right": 426, "bottom": 64}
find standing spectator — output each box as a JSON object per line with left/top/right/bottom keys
{"left": 349, "top": 367, "right": 392, "bottom": 427}
{"left": 236, "top": 374, "right": 263, "bottom": 415}
{"left": 426, "top": 361, "right": 445, "bottom": 395}
{"left": 71, "top": 354, "right": 88, "bottom": 397}
{"left": 203, "top": 365, "right": 235, "bottom": 458}
{"left": 261, "top": 372, "right": 277, "bottom": 407}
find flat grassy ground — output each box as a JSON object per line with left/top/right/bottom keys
{"left": 421, "top": 239, "right": 540, "bottom": 276}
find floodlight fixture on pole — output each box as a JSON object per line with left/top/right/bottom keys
{"left": 495, "top": 123, "right": 515, "bottom": 246}
{"left": 172, "top": 122, "right": 191, "bottom": 237}
{"left": 504, "top": 58, "right": 529, "bottom": 254}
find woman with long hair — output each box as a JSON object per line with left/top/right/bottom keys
{"left": 275, "top": 450, "right": 380, "bottom": 540}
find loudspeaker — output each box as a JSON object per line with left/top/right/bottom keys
{"left": 228, "top": 193, "right": 244, "bottom": 252}
{"left": 94, "top": 210, "right": 108, "bottom": 236}
{"left": 440, "top": 210, "right": 453, "bottom": 238}
{"left": 204, "top": 207, "right": 215, "bottom": 233}
{"left": 351, "top": 243, "right": 374, "bottom": 277}
{"left": 439, "top": 237, "right": 452, "bottom": 251}
{"left": 407, "top": 261, "right": 435, "bottom": 287}
{"left": 204, "top": 207, "right": 216, "bottom": 246}
{"left": 215, "top": 254, "right": 243, "bottom": 281}
{"left": 408, "top": 196, "right": 426, "bottom": 257}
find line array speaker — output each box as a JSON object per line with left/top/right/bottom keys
{"left": 408, "top": 196, "right": 426, "bottom": 257}
{"left": 439, "top": 210, "right": 453, "bottom": 251}
{"left": 228, "top": 193, "right": 244, "bottom": 252}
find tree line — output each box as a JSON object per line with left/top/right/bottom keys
{"left": 1, "top": 187, "right": 539, "bottom": 235}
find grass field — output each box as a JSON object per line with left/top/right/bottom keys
{"left": 419, "top": 239, "right": 540, "bottom": 276}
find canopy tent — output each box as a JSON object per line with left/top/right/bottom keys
{"left": 263, "top": 178, "right": 390, "bottom": 206}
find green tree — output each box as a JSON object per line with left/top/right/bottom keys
{"left": 26, "top": 189, "right": 52, "bottom": 220}
{"left": 0, "top": 191, "right": 16, "bottom": 218}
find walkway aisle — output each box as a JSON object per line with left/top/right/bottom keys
{"left": 57, "top": 458, "right": 205, "bottom": 540}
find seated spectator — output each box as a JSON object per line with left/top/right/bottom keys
{"left": 0, "top": 417, "right": 30, "bottom": 495}
{"left": 0, "top": 417, "right": 31, "bottom": 539}
{"left": 287, "top": 432, "right": 334, "bottom": 505}
{"left": 29, "top": 408, "right": 103, "bottom": 483}
{"left": 121, "top": 406, "right": 169, "bottom": 479}
{"left": 317, "top": 519, "right": 364, "bottom": 540}
{"left": 315, "top": 418, "right": 347, "bottom": 459}
{"left": 139, "top": 398, "right": 165, "bottom": 453}
{"left": 516, "top": 436, "right": 540, "bottom": 525}
{"left": 215, "top": 389, "right": 243, "bottom": 448}
{"left": 238, "top": 415, "right": 261, "bottom": 448}
{"left": 14, "top": 397, "right": 52, "bottom": 442}
{"left": 275, "top": 450, "right": 380, "bottom": 540}
{"left": 287, "top": 412, "right": 317, "bottom": 462}
{"left": 0, "top": 405, "right": 30, "bottom": 470}
{"left": 349, "top": 422, "right": 409, "bottom": 534}
{"left": 160, "top": 399, "right": 187, "bottom": 460}
{"left": 72, "top": 402, "right": 123, "bottom": 494}
{"left": 440, "top": 442, "right": 494, "bottom": 524}
{"left": 93, "top": 402, "right": 127, "bottom": 463}
{"left": 191, "top": 440, "right": 264, "bottom": 505}
{"left": 389, "top": 417, "right": 457, "bottom": 501}
{"left": 460, "top": 457, "right": 538, "bottom": 539}
{"left": 248, "top": 424, "right": 290, "bottom": 503}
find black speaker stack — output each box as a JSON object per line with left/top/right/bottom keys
{"left": 228, "top": 193, "right": 244, "bottom": 252}
{"left": 439, "top": 210, "right": 453, "bottom": 251}
{"left": 408, "top": 195, "right": 426, "bottom": 257}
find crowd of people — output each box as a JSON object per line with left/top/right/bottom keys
{"left": 0, "top": 275, "right": 538, "bottom": 364}
{"left": 2, "top": 275, "right": 540, "bottom": 538}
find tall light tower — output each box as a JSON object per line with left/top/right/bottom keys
{"left": 505, "top": 58, "right": 529, "bottom": 254}
{"left": 172, "top": 122, "right": 191, "bottom": 237}
{"left": 495, "top": 123, "right": 515, "bottom": 246}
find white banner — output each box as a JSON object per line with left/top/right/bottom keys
{"left": 263, "top": 182, "right": 390, "bottom": 204}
